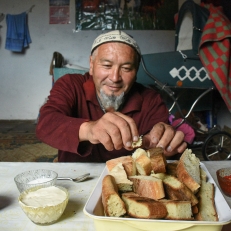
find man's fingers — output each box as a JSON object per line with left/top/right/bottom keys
{"left": 163, "top": 130, "right": 185, "bottom": 152}
{"left": 103, "top": 124, "right": 124, "bottom": 150}
{"left": 177, "top": 141, "right": 188, "bottom": 154}
{"left": 143, "top": 122, "right": 186, "bottom": 156}
{"left": 150, "top": 122, "right": 175, "bottom": 149}
{"left": 89, "top": 112, "right": 139, "bottom": 150}
{"left": 97, "top": 131, "right": 115, "bottom": 151}
{"left": 111, "top": 112, "right": 139, "bottom": 148}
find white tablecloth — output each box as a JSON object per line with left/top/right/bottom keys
{"left": 0, "top": 161, "right": 230, "bottom": 231}
{"left": 0, "top": 162, "right": 105, "bottom": 231}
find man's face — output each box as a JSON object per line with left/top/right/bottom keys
{"left": 89, "top": 42, "right": 139, "bottom": 98}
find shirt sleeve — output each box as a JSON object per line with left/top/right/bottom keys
{"left": 36, "top": 74, "right": 91, "bottom": 156}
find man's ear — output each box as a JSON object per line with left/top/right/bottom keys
{"left": 89, "top": 56, "right": 93, "bottom": 75}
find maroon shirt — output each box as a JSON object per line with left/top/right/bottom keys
{"left": 36, "top": 73, "right": 169, "bottom": 162}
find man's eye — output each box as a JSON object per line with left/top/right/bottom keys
{"left": 103, "top": 64, "right": 111, "bottom": 68}
{"left": 122, "top": 67, "right": 132, "bottom": 72}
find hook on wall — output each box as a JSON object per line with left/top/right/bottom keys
{"left": 0, "top": 13, "right": 5, "bottom": 22}
{"left": 26, "top": 5, "right": 35, "bottom": 14}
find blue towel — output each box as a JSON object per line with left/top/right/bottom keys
{"left": 5, "top": 12, "right": 31, "bottom": 52}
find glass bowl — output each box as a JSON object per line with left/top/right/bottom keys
{"left": 18, "top": 185, "right": 69, "bottom": 225}
{"left": 14, "top": 169, "right": 58, "bottom": 193}
{"left": 216, "top": 167, "right": 231, "bottom": 197}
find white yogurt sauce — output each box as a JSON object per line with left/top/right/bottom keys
{"left": 21, "top": 186, "right": 67, "bottom": 207}
{"left": 28, "top": 178, "right": 53, "bottom": 184}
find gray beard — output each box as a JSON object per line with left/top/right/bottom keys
{"left": 99, "top": 89, "right": 125, "bottom": 111}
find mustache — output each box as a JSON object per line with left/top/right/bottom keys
{"left": 105, "top": 84, "right": 123, "bottom": 89}
{"left": 102, "top": 80, "right": 123, "bottom": 88}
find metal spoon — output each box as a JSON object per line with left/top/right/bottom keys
{"left": 57, "top": 173, "right": 90, "bottom": 182}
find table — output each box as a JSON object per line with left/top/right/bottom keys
{"left": 0, "top": 162, "right": 104, "bottom": 231}
{"left": 0, "top": 161, "right": 230, "bottom": 231}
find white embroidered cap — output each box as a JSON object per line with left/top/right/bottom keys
{"left": 91, "top": 30, "right": 141, "bottom": 56}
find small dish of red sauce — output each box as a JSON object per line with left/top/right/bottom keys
{"left": 224, "top": 175, "right": 231, "bottom": 180}
{"left": 216, "top": 168, "right": 231, "bottom": 197}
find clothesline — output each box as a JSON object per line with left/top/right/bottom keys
{"left": 0, "top": 4, "right": 35, "bottom": 19}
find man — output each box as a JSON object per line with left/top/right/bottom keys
{"left": 36, "top": 30, "right": 186, "bottom": 162}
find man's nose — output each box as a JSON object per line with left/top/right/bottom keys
{"left": 109, "top": 67, "right": 121, "bottom": 82}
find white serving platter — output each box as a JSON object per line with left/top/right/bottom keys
{"left": 84, "top": 162, "right": 231, "bottom": 231}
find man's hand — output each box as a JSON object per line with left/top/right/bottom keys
{"left": 79, "top": 112, "right": 139, "bottom": 151}
{"left": 142, "top": 122, "right": 187, "bottom": 157}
